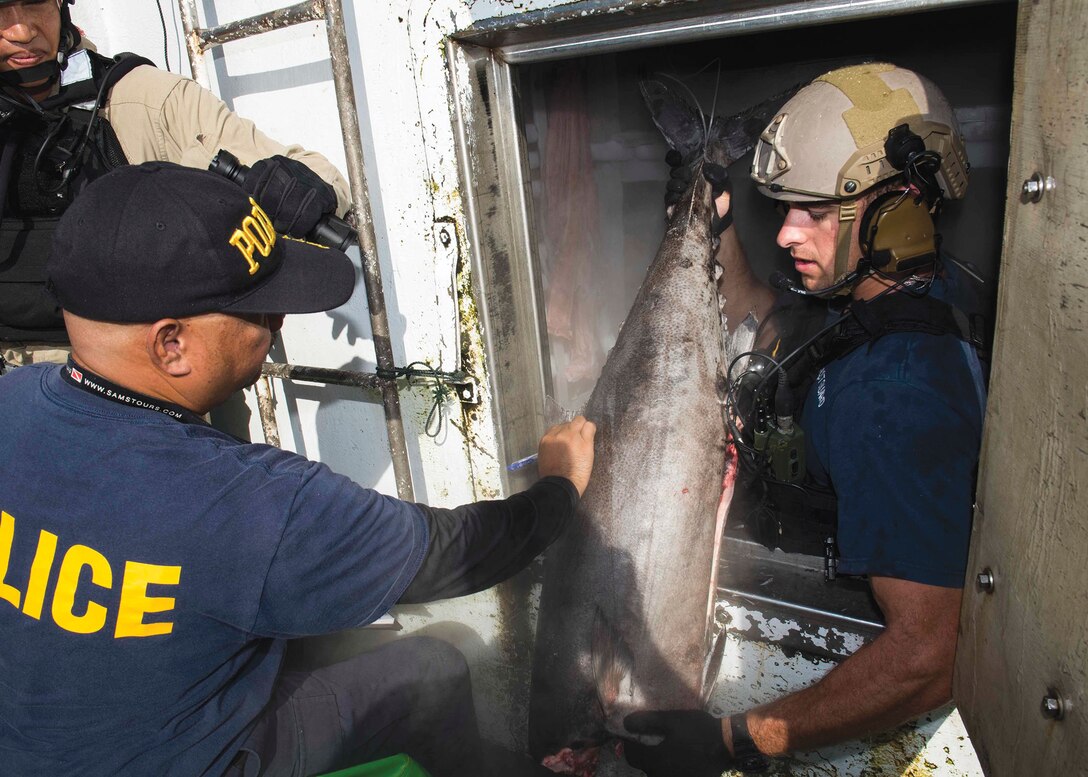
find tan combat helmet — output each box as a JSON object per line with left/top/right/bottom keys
{"left": 751, "top": 63, "right": 970, "bottom": 289}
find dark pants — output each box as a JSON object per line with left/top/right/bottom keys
{"left": 225, "top": 636, "right": 482, "bottom": 777}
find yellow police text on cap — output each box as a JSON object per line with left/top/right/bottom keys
{"left": 229, "top": 198, "right": 276, "bottom": 275}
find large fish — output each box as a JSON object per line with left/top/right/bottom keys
{"left": 528, "top": 82, "right": 789, "bottom": 772}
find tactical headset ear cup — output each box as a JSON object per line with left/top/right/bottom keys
{"left": 859, "top": 191, "right": 901, "bottom": 257}
{"left": 859, "top": 190, "right": 937, "bottom": 271}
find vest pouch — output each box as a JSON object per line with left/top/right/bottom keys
{"left": 0, "top": 216, "right": 67, "bottom": 340}
{"left": 759, "top": 478, "right": 838, "bottom": 557}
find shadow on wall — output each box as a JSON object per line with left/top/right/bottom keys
{"left": 197, "top": 0, "right": 418, "bottom": 491}
{"left": 211, "top": 231, "right": 430, "bottom": 500}
{"left": 203, "top": 1, "right": 337, "bottom": 102}
{"left": 303, "top": 356, "right": 399, "bottom": 490}
{"left": 209, "top": 355, "right": 414, "bottom": 499}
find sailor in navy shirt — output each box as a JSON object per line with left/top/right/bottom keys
{"left": 625, "top": 63, "right": 987, "bottom": 776}
{"left": 803, "top": 274, "right": 986, "bottom": 587}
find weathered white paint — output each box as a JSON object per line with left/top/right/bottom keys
{"left": 71, "top": 2, "right": 991, "bottom": 774}
{"left": 75, "top": 0, "right": 525, "bottom": 504}
{"left": 709, "top": 634, "right": 982, "bottom": 777}
{"left": 724, "top": 604, "right": 869, "bottom": 658}
{"left": 72, "top": 0, "right": 189, "bottom": 75}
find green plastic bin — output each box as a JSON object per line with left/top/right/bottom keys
{"left": 314, "top": 754, "right": 431, "bottom": 777}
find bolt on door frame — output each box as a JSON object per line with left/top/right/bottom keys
{"left": 177, "top": 0, "right": 415, "bottom": 501}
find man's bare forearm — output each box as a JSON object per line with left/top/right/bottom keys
{"left": 714, "top": 221, "right": 775, "bottom": 332}
{"left": 733, "top": 579, "right": 962, "bottom": 756}
{"left": 742, "top": 627, "right": 952, "bottom": 754}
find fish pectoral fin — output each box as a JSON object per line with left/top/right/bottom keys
{"left": 591, "top": 605, "right": 634, "bottom": 718}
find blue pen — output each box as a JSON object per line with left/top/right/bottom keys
{"left": 506, "top": 453, "right": 538, "bottom": 472}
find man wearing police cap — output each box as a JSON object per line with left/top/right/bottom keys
{"left": 0, "top": 0, "right": 348, "bottom": 369}
{"left": 0, "top": 161, "right": 597, "bottom": 775}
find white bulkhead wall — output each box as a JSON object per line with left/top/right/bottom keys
{"left": 71, "top": 3, "right": 984, "bottom": 773}
{"left": 73, "top": 0, "right": 575, "bottom": 505}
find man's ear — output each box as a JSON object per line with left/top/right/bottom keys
{"left": 147, "top": 319, "right": 191, "bottom": 377}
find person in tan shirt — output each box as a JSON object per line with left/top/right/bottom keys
{"left": 0, "top": 0, "right": 349, "bottom": 368}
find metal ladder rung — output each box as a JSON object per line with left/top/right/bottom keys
{"left": 185, "top": 2, "right": 324, "bottom": 54}
{"left": 261, "top": 362, "right": 383, "bottom": 391}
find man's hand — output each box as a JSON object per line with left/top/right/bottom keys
{"left": 623, "top": 709, "right": 732, "bottom": 777}
{"left": 663, "top": 151, "right": 733, "bottom": 235}
{"left": 703, "top": 162, "right": 732, "bottom": 230}
{"left": 244, "top": 155, "right": 338, "bottom": 238}
{"left": 537, "top": 415, "right": 596, "bottom": 497}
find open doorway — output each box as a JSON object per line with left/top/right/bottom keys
{"left": 511, "top": 1, "right": 1016, "bottom": 634}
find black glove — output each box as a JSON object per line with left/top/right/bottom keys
{"left": 664, "top": 149, "right": 694, "bottom": 207}
{"left": 623, "top": 709, "right": 733, "bottom": 777}
{"left": 663, "top": 151, "right": 733, "bottom": 236}
{"left": 243, "top": 155, "right": 338, "bottom": 238}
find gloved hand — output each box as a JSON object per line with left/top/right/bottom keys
{"left": 664, "top": 149, "right": 695, "bottom": 207}
{"left": 663, "top": 150, "right": 733, "bottom": 236}
{"left": 243, "top": 155, "right": 338, "bottom": 238}
{"left": 623, "top": 709, "right": 733, "bottom": 777}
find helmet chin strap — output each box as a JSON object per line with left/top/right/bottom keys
{"left": 830, "top": 199, "right": 862, "bottom": 297}
{"left": 0, "top": 60, "right": 60, "bottom": 88}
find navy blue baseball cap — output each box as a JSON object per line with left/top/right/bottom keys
{"left": 48, "top": 161, "right": 356, "bottom": 322}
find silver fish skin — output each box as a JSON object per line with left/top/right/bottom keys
{"left": 528, "top": 146, "right": 735, "bottom": 760}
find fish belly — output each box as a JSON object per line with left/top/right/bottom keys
{"left": 529, "top": 173, "right": 731, "bottom": 762}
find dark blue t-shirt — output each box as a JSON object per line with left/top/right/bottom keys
{"left": 802, "top": 285, "right": 986, "bottom": 588}
{"left": 0, "top": 364, "right": 428, "bottom": 775}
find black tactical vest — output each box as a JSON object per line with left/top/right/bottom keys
{"left": 732, "top": 287, "right": 988, "bottom": 570}
{"left": 0, "top": 50, "right": 152, "bottom": 343}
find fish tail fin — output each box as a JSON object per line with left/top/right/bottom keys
{"left": 711, "top": 82, "right": 803, "bottom": 165}
{"left": 591, "top": 605, "right": 634, "bottom": 719}
{"left": 639, "top": 78, "right": 707, "bottom": 162}
{"left": 705, "top": 61, "right": 723, "bottom": 160}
